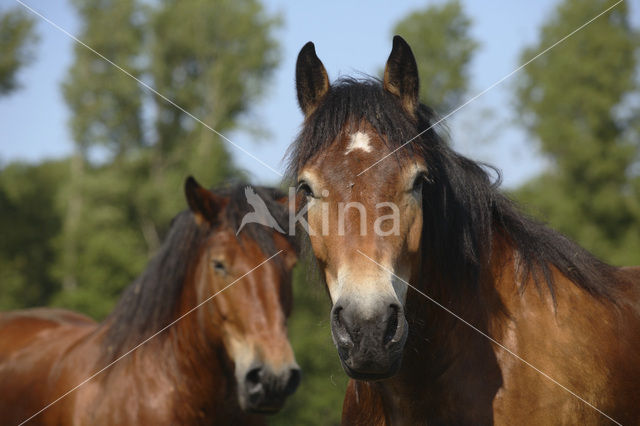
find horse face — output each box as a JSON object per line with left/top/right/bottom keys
{"left": 186, "top": 178, "right": 300, "bottom": 413}
{"left": 294, "top": 38, "right": 425, "bottom": 380}
{"left": 297, "top": 129, "right": 425, "bottom": 379}
{"left": 204, "top": 230, "right": 299, "bottom": 413}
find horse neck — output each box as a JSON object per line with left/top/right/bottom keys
{"left": 97, "top": 273, "right": 233, "bottom": 416}
{"left": 401, "top": 279, "right": 497, "bottom": 379}
{"left": 379, "top": 237, "right": 509, "bottom": 415}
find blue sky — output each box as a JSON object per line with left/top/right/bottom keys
{"left": 1, "top": 0, "right": 637, "bottom": 188}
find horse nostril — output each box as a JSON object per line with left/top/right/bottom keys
{"left": 331, "top": 304, "right": 354, "bottom": 348}
{"left": 284, "top": 367, "right": 301, "bottom": 396}
{"left": 383, "top": 303, "right": 400, "bottom": 346}
{"left": 333, "top": 305, "right": 344, "bottom": 326}
{"left": 245, "top": 366, "right": 264, "bottom": 399}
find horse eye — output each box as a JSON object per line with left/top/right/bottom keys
{"left": 412, "top": 174, "right": 425, "bottom": 194}
{"left": 212, "top": 260, "right": 226, "bottom": 274}
{"left": 297, "top": 181, "right": 315, "bottom": 198}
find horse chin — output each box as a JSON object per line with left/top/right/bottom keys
{"left": 237, "top": 391, "right": 283, "bottom": 414}
{"left": 340, "top": 356, "right": 403, "bottom": 381}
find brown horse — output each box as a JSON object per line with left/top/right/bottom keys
{"left": 0, "top": 178, "right": 300, "bottom": 425}
{"left": 289, "top": 36, "right": 640, "bottom": 425}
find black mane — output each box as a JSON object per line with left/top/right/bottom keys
{"left": 287, "top": 77, "right": 620, "bottom": 302}
{"left": 101, "top": 184, "right": 293, "bottom": 361}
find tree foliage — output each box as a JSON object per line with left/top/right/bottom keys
{"left": 0, "top": 160, "right": 68, "bottom": 310}
{"left": 513, "top": 0, "right": 640, "bottom": 265}
{"left": 392, "top": 0, "right": 478, "bottom": 114}
{"left": 63, "top": 0, "right": 144, "bottom": 157}
{"left": 0, "top": 7, "right": 38, "bottom": 96}
{"left": 54, "top": 0, "right": 278, "bottom": 314}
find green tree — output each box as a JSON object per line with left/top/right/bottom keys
{"left": 140, "top": 0, "right": 280, "bottom": 239}
{"left": 0, "top": 160, "right": 68, "bottom": 310}
{"left": 392, "top": 0, "right": 478, "bottom": 114}
{"left": 55, "top": 0, "right": 280, "bottom": 318}
{"left": 513, "top": 0, "right": 640, "bottom": 266}
{"left": 59, "top": 0, "right": 145, "bottom": 293}
{"left": 0, "top": 7, "right": 38, "bottom": 96}
{"left": 63, "top": 0, "right": 145, "bottom": 158}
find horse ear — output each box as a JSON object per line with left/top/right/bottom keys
{"left": 383, "top": 35, "right": 419, "bottom": 114}
{"left": 296, "top": 41, "right": 330, "bottom": 117}
{"left": 184, "top": 176, "right": 228, "bottom": 224}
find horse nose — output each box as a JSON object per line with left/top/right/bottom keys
{"left": 332, "top": 299, "right": 404, "bottom": 348}
{"left": 243, "top": 363, "right": 301, "bottom": 412}
{"left": 331, "top": 296, "right": 407, "bottom": 379}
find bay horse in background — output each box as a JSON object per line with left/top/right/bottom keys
{"left": 290, "top": 36, "right": 640, "bottom": 425}
{"left": 0, "top": 177, "right": 300, "bottom": 425}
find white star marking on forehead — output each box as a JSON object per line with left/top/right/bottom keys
{"left": 345, "top": 131, "right": 372, "bottom": 155}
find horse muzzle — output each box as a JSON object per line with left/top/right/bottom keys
{"left": 237, "top": 362, "right": 301, "bottom": 414}
{"left": 330, "top": 295, "right": 408, "bottom": 380}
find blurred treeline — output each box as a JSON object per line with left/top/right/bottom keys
{"left": 0, "top": 0, "right": 638, "bottom": 424}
